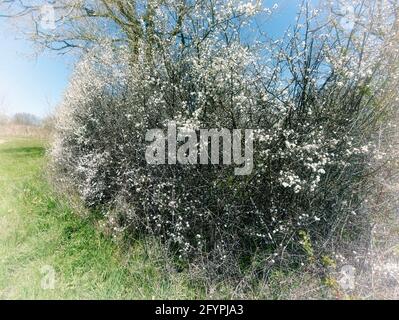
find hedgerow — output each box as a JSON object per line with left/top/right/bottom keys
{"left": 51, "top": 0, "right": 399, "bottom": 277}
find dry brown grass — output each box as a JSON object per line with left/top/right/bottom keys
{"left": 0, "top": 124, "right": 51, "bottom": 140}
{"left": 346, "top": 123, "right": 399, "bottom": 300}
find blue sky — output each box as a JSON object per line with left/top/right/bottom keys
{"left": 0, "top": 20, "right": 71, "bottom": 118}
{"left": 0, "top": 0, "right": 303, "bottom": 118}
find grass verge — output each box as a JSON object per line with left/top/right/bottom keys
{"left": 0, "top": 138, "right": 203, "bottom": 299}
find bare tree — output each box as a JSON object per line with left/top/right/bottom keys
{"left": 11, "top": 112, "right": 40, "bottom": 126}
{"left": 0, "top": 0, "right": 263, "bottom": 62}
{"left": 0, "top": 96, "right": 9, "bottom": 125}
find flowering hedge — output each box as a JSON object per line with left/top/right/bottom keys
{"left": 51, "top": 0, "right": 399, "bottom": 275}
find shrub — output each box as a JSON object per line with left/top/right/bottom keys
{"left": 51, "top": 1, "right": 399, "bottom": 277}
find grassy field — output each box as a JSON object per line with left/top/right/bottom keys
{"left": 0, "top": 138, "right": 204, "bottom": 299}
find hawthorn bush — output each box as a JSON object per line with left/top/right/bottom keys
{"left": 51, "top": 0, "right": 399, "bottom": 276}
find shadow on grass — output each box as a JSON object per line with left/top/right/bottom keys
{"left": 0, "top": 146, "right": 45, "bottom": 158}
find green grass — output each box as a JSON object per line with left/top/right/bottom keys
{"left": 0, "top": 138, "right": 204, "bottom": 299}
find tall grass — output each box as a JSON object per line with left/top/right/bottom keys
{"left": 0, "top": 124, "right": 50, "bottom": 140}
